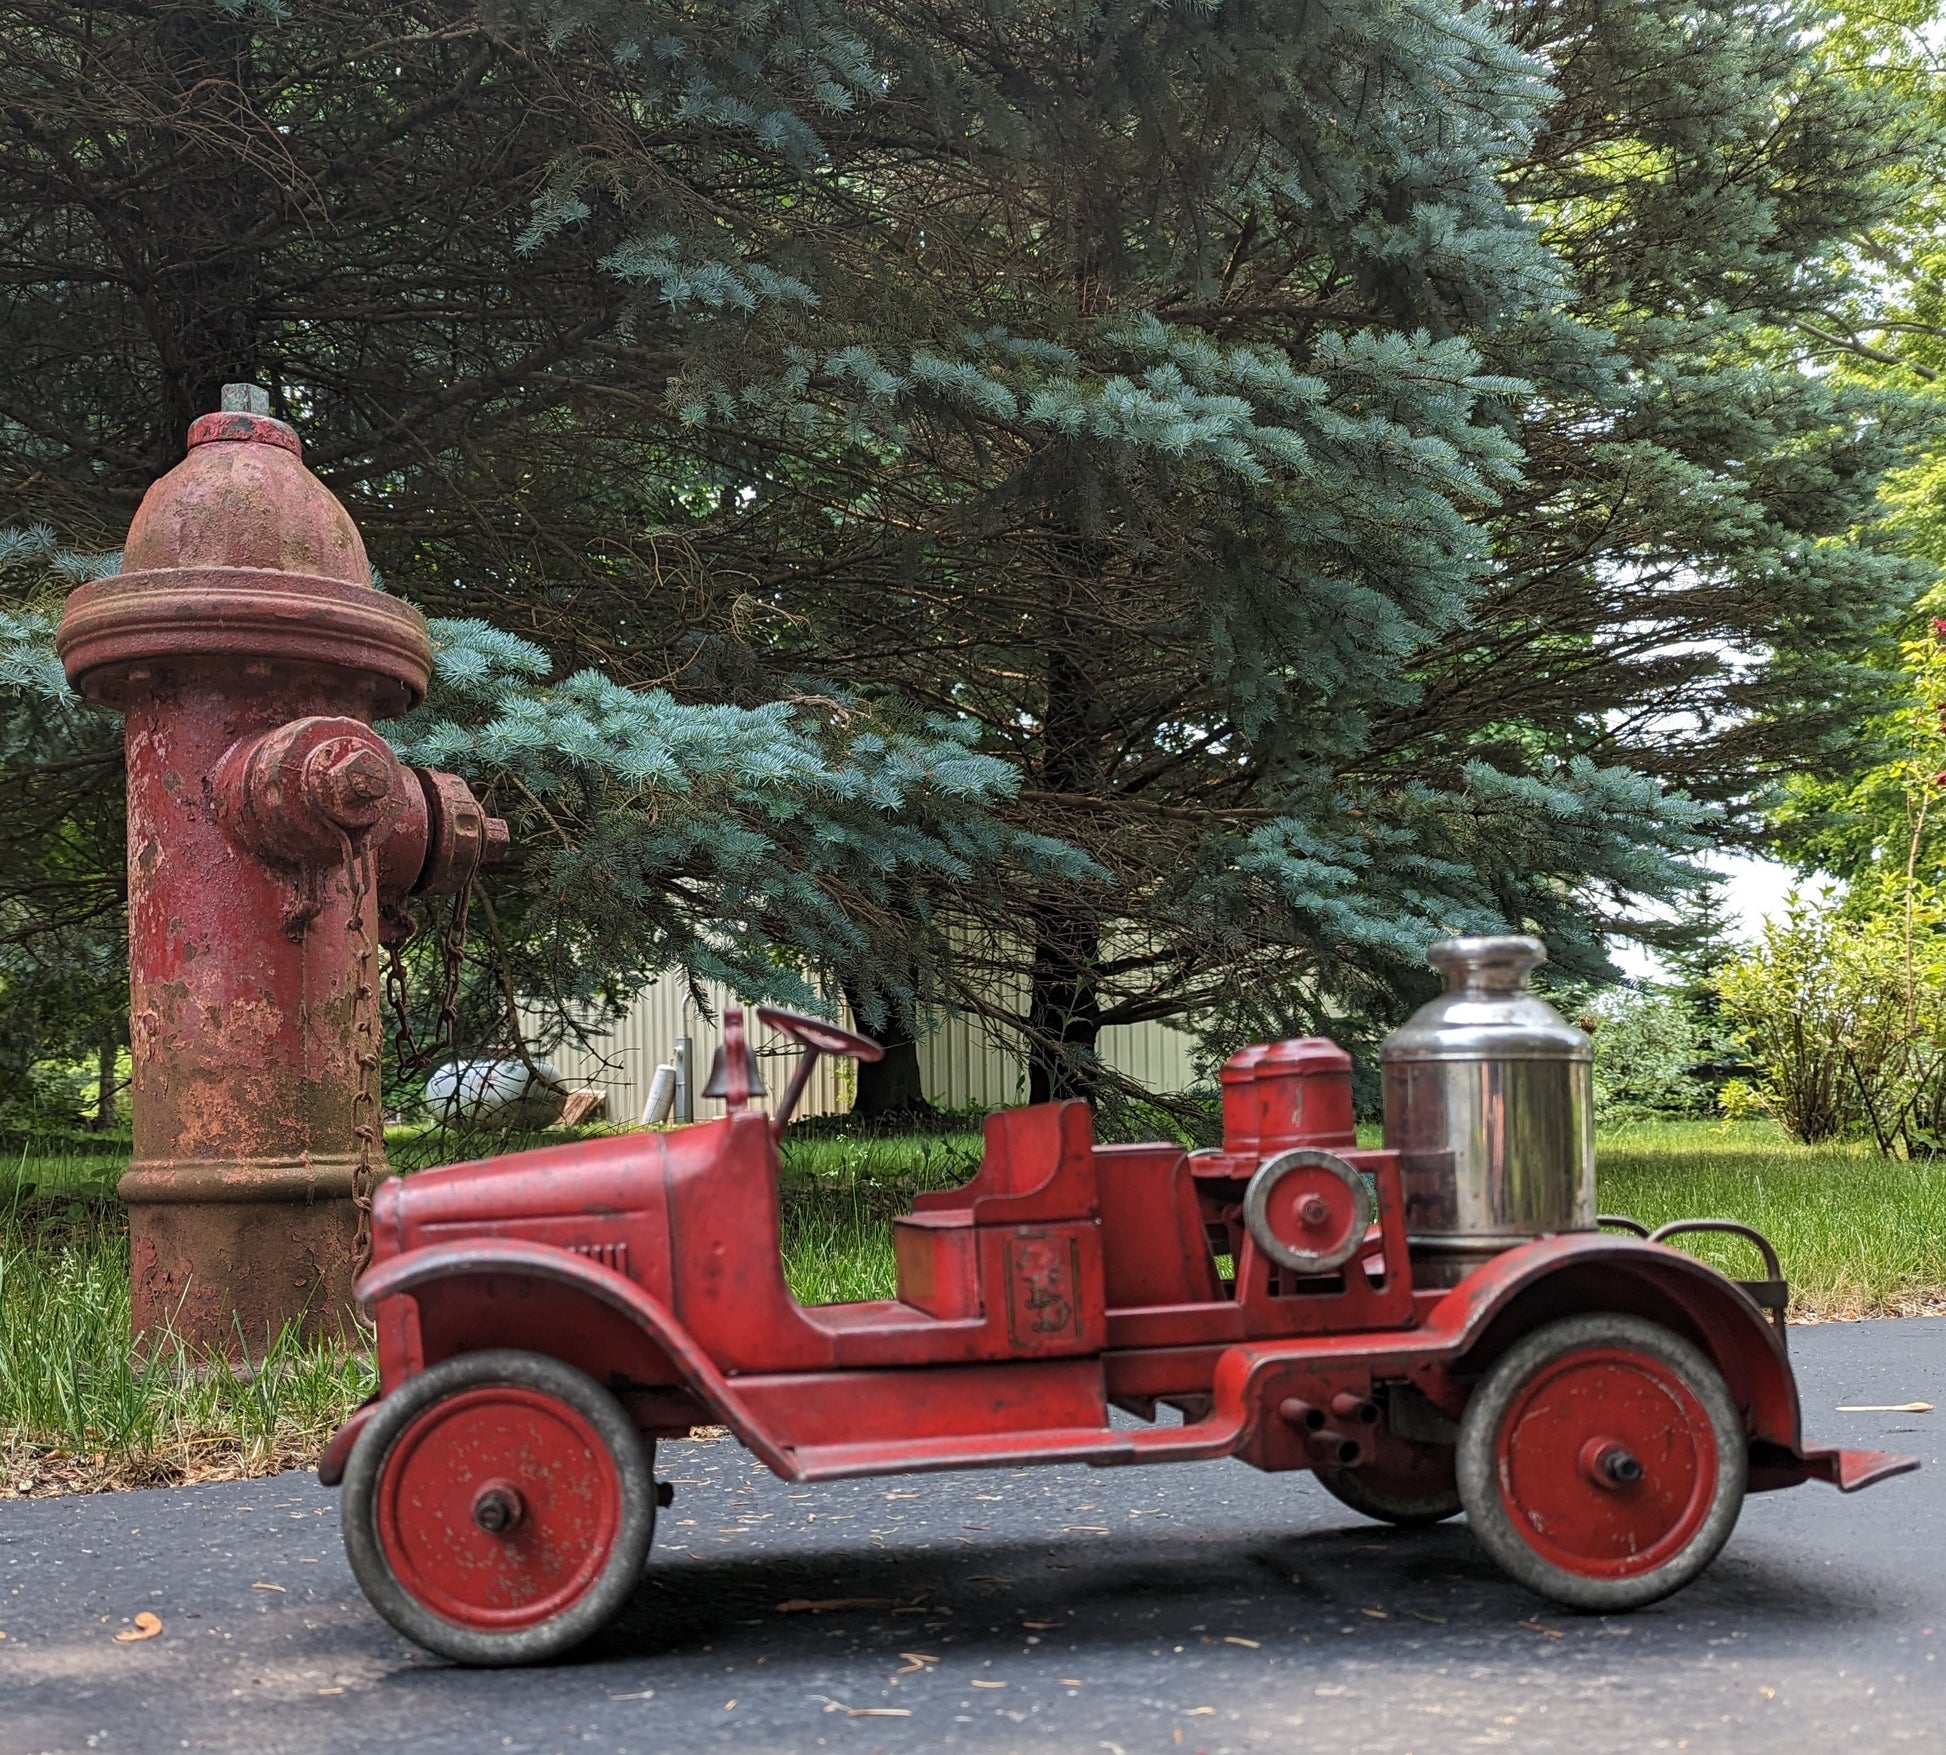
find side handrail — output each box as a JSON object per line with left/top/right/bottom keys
{"left": 1597, "top": 1214, "right": 1651, "bottom": 1237}
{"left": 1647, "top": 1218, "right": 1790, "bottom": 1348}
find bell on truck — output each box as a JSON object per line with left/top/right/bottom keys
{"left": 1381, "top": 934, "right": 1594, "bottom": 1288}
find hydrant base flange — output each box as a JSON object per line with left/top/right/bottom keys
{"left": 123, "top": 1183, "right": 362, "bottom": 1352}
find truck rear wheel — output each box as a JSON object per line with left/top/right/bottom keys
{"left": 341, "top": 1349, "right": 656, "bottom": 1665}
{"left": 1315, "top": 1439, "right": 1461, "bottom": 1527}
{"left": 1457, "top": 1312, "right": 1746, "bottom": 1612}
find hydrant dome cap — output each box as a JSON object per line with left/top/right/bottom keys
{"left": 55, "top": 400, "right": 432, "bottom": 710}
{"left": 121, "top": 414, "right": 370, "bottom": 586}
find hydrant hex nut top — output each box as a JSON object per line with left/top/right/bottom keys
{"left": 221, "top": 381, "right": 274, "bottom": 415}
{"left": 55, "top": 397, "right": 432, "bottom": 710}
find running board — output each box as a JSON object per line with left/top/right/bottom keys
{"left": 786, "top": 1411, "right": 1246, "bottom": 1482}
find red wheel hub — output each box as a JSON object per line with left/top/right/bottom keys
{"left": 1262, "top": 1170, "right": 1360, "bottom": 1256}
{"left": 374, "top": 1385, "right": 624, "bottom": 1631}
{"left": 1494, "top": 1344, "right": 1718, "bottom": 1580}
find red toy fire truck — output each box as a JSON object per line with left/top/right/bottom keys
{"left": 320, "top": 936, "right": 1916, "bottom": 1665}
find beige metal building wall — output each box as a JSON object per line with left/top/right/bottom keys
{"left": 542, "top": 978, "right": 1203, "bottom": 1120}
{"left": 1101, "top": 1016, "right": 1203, "bottom": 1093}
{"left": 536, "top": 978, "right": 855, "bottom": 1125}
{"left": 911, "top": 1012, "right": 1202, "bottom": 1110}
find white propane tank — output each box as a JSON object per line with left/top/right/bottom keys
{"left": 425, "top": 1055, "right": 569, "bottom": 1128}
{"left": 641, "top": 1062, "right": 678, "bottom": 1125}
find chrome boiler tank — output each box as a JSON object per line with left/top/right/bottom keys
{"left": 1381, "top": 935, "right": 1594, "bottom": 1287}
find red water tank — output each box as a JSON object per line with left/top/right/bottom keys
{"left": 1220, "top": 1038, "right": 1357, "bottom": 1156}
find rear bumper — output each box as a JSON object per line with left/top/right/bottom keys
{"left": 1754, "top": 1438, "right": 1921, "bottom": 1494}
{"left": 1800, "top": 1445, "right": 1922, "bottom": 1493}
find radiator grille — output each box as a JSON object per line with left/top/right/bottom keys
{"left": 567, "top": 1239, "right": 630, "bottom": 1277}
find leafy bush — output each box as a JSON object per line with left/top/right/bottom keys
{"left": 1715, "top": 889, "right": 1946, "bottom": 1151}
{"left": 1586, "top": 987, "right": 1721, "bottom": 1124}
{"left": 0, "top": 1058, "right": 101, "bottom": 1137}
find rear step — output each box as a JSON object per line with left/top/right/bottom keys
{"left": 1800, "top": 1446, "right": 1922, "bottom": 1493}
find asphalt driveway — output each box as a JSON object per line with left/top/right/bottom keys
{"left": 1, "top": 1317, "right": 1939, "bottom": 1755}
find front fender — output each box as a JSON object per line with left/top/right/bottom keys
{"left": 324, "top": 1239, "right": 797, "bottom": 1481}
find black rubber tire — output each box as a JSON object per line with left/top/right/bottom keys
{"left": 1314, "top": 1458, "right": 1463, "bottom": 1527}
{"left": 341, "top": 1349, "right": 655, "bottom": 1666}
{"left": 1456, "top": 1313, "right": 1747, "bottom": 1613}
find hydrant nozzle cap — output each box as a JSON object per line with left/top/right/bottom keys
{"left": 187, "top": 384, "right": 301, "bottom": 460}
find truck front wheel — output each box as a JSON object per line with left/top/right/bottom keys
{"left": 1457, "top": 1312, "right": 1746, "bottom": 1612}
{"left": 341, "top": 1348, "right": 656, "bottom": 1665}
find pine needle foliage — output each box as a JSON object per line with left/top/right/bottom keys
{"left": 0, "top": 539, "right": 125, "bottom": 1123}
{"left": 387, "top": 615, "right": 1093, "bottom": 1037}
{"left": 0, "top": 1, "right": 1939, "bottom": 1102}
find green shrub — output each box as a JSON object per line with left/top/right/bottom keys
{"left": 1715, "top": 889, "right": 1946, "bottom": 1151}
{"left": 1586, "top": 986, "right": 1720, "bottom": 1123}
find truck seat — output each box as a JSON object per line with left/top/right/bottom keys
{"left": 1094, "top": 1143, "right": 1223, "bottom": 1309}
{"left": 894, "top": 1101, "right": 1097, "bottom": 1321}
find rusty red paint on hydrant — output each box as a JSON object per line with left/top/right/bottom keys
{"left": 55, "top": 386, "right": 505, "bottom": 1356}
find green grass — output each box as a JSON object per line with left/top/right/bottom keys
{"left": 776, "top": 1131, "right": 982, "bottom": 1304}
{"left": 0, "top": 1128, "right": 990, "bottom": 1490}
{"left": 3, "top": 1143, "right": 128, "bottom": 1199}
{"left": 0, "top": 1174, "right": 374, "bottom": 1493}
{"left": 1594, "top": 1120, "right": 1946, "bottom": 1320}
{"left": 4, "top": 1118, "right": 1942, "bottom": 1492}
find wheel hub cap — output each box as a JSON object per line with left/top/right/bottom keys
{"left": 471, "top": 1481, "right": 526, "bottom": 1534}
{"left": 1496, "top": 1345, "right": 1718, "bottom": 1580}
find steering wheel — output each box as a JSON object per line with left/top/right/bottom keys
{"left": 754, "top": 1006, "right": 884, "bottom": 1136}
{"left": 756, "top": 1005, "right": 885, "bottom": 1064}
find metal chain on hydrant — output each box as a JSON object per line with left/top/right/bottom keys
{"left": 383, "top": 882, "right": 472, "bottom": 1079}
{"left": 340, "top": 829, "right": 383, "bottom": 1273}
{"left": 435, "top": 881, "right": 472, "bottom": 1054}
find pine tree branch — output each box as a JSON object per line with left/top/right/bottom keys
{"left": 1017, "top": 790, "right": 1277, "bottom": 823}
{"left": 1793, "top": 320, "right": 1939, "bottom": 382}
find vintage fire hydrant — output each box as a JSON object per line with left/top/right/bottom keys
{"left": 56, "top": 386, "right": 506, "bottom": 1355}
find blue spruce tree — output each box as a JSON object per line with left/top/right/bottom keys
{"left": 0, "top": 0, "right": 1936, "bottom": 1111}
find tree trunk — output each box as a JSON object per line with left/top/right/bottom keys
{"left": 90, "top": 1036, "right": 117, "bottom": 1131}
{"left": 841, "top": 981, "right": 938, "bottom": 1120}
{"left": 852, "top": 1029, "right": 935, "bottom": 1118}
{"left": 1027, "top": 903, "right": 1103, "bottom": 1104}
{"left": 146, "top": 6, "right": 267, "bottom": 454}
{"left": 1027, "top": 646, "right": 1107, "bottom": 1105}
